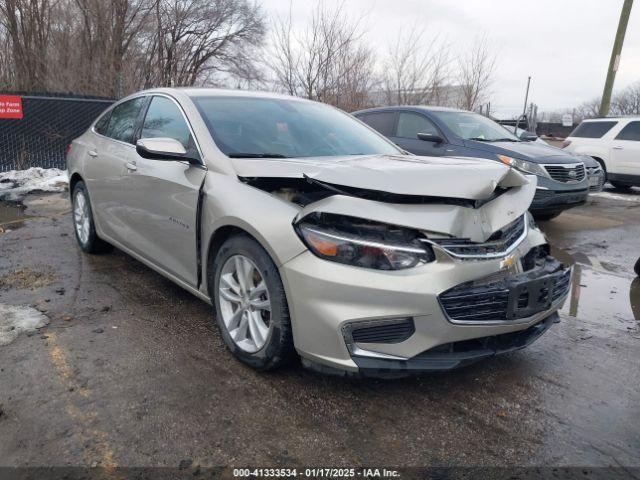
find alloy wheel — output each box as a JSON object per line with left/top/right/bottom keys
{"left": 73, "top": 189, "right": 90, "bottom": 245}
{"left": 218, "top": 254, "right": 272, "bottom": 353}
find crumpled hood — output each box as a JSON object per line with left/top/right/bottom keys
{"left": 231, "top": 154, "right": 528, "bottom": 200}
{"left": 466, "top": 140, "right": 583, "bottom": 164}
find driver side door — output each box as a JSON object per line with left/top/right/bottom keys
{"left": 390, "top": 112, "right": 449, "bottom": 157}
{"left": 119, "top": 95, "right": 207, "bottom": 287}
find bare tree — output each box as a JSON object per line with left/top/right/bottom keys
{"left": 456, "top": 35, "right": 496, "bottom": 111}
{"left": 0, "top": 0, "right": 56, "bottom": 91}
{"left": 0, "top": 25, "right": 15, "bottom": 89}
{"left": 141, "top": 0, "right": 265, "bottom": 88}
{"left": 613, "top": 80, "right": 640, "bottom": 115}
{"left": 269, "top": 2, "right": 376, "bottom": 111}
{"left": 380, "top": 27, "right": 450, "bottom": 106}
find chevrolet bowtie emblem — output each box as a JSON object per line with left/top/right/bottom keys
{"left": 500, "top": 256, "right": 516, "bottom": 270}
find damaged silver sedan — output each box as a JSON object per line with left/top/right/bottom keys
{"left": 66, "top": 88, "right": 572, "bottom": 377}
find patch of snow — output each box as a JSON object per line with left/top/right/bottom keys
{"left": 0, "top": 167, "right": 68, "bottom": 201}
{"left": 0, "top": 304, "right": 49, "bottom": 346}
{"left": 591, "top": 191, "right": 640, "bottom": 203}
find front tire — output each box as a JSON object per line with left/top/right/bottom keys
{"left": 71, "top": 181, "right": 111, "bottom": 253}
{"left": 610, "top": 181, "right": 632, "bottom": 191}
{"left": 211, "top": 234, "right": 294, "bottom": 371}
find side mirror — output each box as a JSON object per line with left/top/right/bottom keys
{"left": 520, "top": 132, "right": 539, "bottom": 142}
{"left": 136, "top": 137, "right": 197, "bottom": 163}
{"left": 417, "top": 132, "right": 444, "bottom": 144}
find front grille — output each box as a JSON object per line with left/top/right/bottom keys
{"left": 428, "top": 215, "right": 525, "bottom": 258}
{"left": 439, "top": 264, "right": 571, "bottom": 323}
{"left": 349, "top": 318, "right": 415, "bottom": 344}
{"left": 544, "top": 163, "right": 586, "bottom": 183}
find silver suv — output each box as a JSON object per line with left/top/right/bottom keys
{"left": 67, "top": 88, "right": 571, "bottom": 377}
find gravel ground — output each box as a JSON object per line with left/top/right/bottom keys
{"left": 0, "top": 188, "right": 638, "bottom": 469}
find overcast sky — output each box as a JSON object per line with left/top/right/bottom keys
{"left": 264, "top": 0, "right": 640, "bottom": 118}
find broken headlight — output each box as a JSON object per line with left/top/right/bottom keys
{"left": 295, "top": 213, "right": 435, "bottom": 270}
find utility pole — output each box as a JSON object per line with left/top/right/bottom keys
{"left": 514, "top": 76, "right": 531, "bottom": 132}
{"left": 599, "top": 0, "right": 634, "bottom": 117}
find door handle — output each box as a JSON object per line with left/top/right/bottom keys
{"left": 613, "top": 146, "right": 624, "bottom": 150}
{"left": 125, "top": 162, "right": 137, "bottom": 171}
{"left": 87, "top": 150, "right": 98, "bottom": 157}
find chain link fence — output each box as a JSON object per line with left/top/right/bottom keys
{"left": 0, "top": 92, "right": 114, "bottom": 172}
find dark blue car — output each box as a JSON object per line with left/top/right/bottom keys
{"left": 353, "top": 106, "right": 590, "bottom": 220}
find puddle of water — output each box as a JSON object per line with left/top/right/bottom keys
{"left": 551, "top": 247, "right": 639, "bottom": 331}
{"left": 0, "top": 202, "right": 31, "bottom": 232}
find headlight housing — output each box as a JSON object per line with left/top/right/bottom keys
{"left": 295, "top": 213, "right": 435, "bottom": 270}
{"left": 498, "top": 154, "right": 548, "bottom": 177}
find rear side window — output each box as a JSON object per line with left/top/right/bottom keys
{"left": 396, "top": 112, "right": 439, "bottom": 139}
{"left": 358, "top": 111, "right": 396, "bottom": 136}
{"left": 94, "top": 110, "right": 111, "bottom": 135}
{"left": 141, "top": 96, "right": 192, "bottom": 147}
{"left": 615, "top": 121, "right": 640, "bottom": 141}
{"left": 105, "top": 97, "right": 146, "bottom": 144}
{"left": 570, "top": 121, "right": 617, "bottom": 138}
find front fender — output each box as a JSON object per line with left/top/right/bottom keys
{"left": 200, "top": 172, "right": 307, "bottom": 295}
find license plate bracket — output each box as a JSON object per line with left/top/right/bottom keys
{"left": 506, "top": 276, "right": 555, "bottom": 320}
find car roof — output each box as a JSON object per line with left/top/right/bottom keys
{"left": 136, "top": 87, "right": 311, "bottom": 103}
{"left": 353, "top": 105, "right": 468, "bottom": 115}
{"left": 581, "top": 116, "right": 640, "bottom": 122}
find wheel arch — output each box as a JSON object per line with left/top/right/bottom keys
{"left": 591, "top": 156, "right": 607, "bottom": 172}
{"left": 204, "top": 222, "right": 283, "bottom": 298}
{"left": 69, "top": 172, "right": 84, "bottom": 195}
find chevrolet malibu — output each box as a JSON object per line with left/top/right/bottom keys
{"left": 66, "top": 88, "right": 572, "bottom": 377}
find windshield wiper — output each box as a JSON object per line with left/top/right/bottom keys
{"left": 228, "top": 153, "right": 289, "bottom": 158}
{"left": 468, "top": 137, "right": 519, "bottom": 143}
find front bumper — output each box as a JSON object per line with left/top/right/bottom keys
{"left": 530, "top": 187, "right": 588, "bottom": 213}
{"left": 349, "top": 312, "right": 558, "bottom": 378}
{"left": 280, "top": 227, "right": 570, "bottom": 376}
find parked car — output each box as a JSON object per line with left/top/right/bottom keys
{"left": 504, "top": 126, "right": 604, "bottom": 192}
{"left": 562, "top": 117, "right": 640, "bottom": 190}
{"left": 578, "top": 154, "right": 606, "bottom": 193}
{"left": 353, "top": 106, "right": 590, "bottom": 220}
{"left": 67, "top": 88, "right": 571, "bottom": 377}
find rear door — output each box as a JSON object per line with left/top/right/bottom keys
{"left": 83, "top": 96, "right": 147, "bottom": 243}
{"left": 389, "top": 112, "right": 449, "bottom": 156}
{"left": 119, "top": 94, "right": 206, "bottom": 287}
{"left": 610, "top": 121, "right": 640, "bottom": 176}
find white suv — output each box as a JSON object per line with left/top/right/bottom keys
{"left": 563, "top": 117, "right": 640, "bottom": 190}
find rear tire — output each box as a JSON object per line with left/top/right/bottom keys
{"left": 211, "top": 234, "right": 294, "bottom": 371}
{"left": 533, "top": 211, "right": 561, "bottom": 221}
{"left": 71, "top": 181, "right": 111, "bottom": 254}
{"left": 635, "top": 257, "right": 640, "bottom": 277}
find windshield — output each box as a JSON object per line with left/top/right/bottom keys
{"left": 431, "top": 111, "right": 520, "bottom": 142}
{"left": 192, "top": 96, "right": 401, "bottom": 158}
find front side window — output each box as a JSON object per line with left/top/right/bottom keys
{"left": 395, "top": 112, "right": 439, "bottom": 139}
{"left": 430, "top": 111, "right": 519, "bottom": 142}
{"left": 141, "top": 96, "right": 192, "bottom": 147}
{"left": 570, "top": 121, "right": 618, "bottom": 138}
{"left": 615, "top": 121, "right": 640, "bottom": 141}
{"left": 193, "top": 96, "right": 400, "bottom": 158}
{"left": 105, "top": 97, "right": 146, "bottom": 144}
